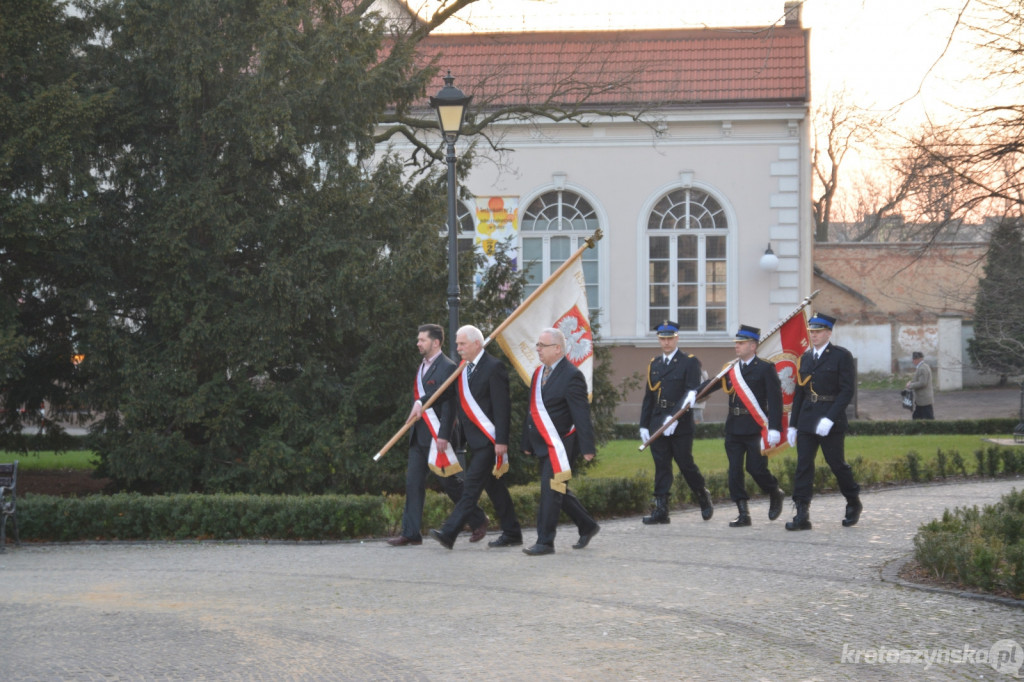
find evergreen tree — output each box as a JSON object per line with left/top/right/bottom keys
{"left": 4, "top": 0, "right": 626, "bottom": 493}
{"left": 78, "top": 0, "right": 468, "bottom": 492}
{"left": 0, "top": 0, "right": 109, "bottom": 444}
{"left": 969, "top": 217, "right": 1024, "bottom": 382}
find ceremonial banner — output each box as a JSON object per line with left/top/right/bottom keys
{"left": 758, "top": 305, "right": 813, "bottom": 457}
{"left": 495, "top": 253, "right": 594, "bottom": 397}
{"left": 372, "top": 230, "right": 602, "bottom": 464}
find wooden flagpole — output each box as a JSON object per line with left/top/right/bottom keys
{"left": 372, "top": 229, "right": 603, "bottom": 462}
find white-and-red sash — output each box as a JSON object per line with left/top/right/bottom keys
{"left": 415, "top": 368, "right": 461, "bottom": 477}
{"left": 529, "top": 366, "right": 573, "bottom": 493}
{"left": 728, "top": 363, "right": 771, "bottom": 452}
{"left": 458, "top": 366, "right": 508, "bottom": 478}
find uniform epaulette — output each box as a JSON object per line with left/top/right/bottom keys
{"left": 687, "top": 354, "right": 695, "bottom": 358}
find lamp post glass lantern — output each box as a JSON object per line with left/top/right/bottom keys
{"left": 430, "top": 72, "right": 473, "bottom": 358}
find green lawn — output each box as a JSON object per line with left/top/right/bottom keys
{"left": 586, "top": 434, "right": 1008, "bottom": 479}
{"left": 2, "top": 434, "right": 1007, "bottom": 478}
{"left": 0, "top": 450, "right": 96, "bottom": 470}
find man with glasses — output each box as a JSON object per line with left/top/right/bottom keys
{"left": 520, "top": 328, "right": 600, "bottom": 555}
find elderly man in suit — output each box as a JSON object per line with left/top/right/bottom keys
{"left": 638, "top": 321, "right": 713, "bottom": 524}
{"left": 429, "top": 325, "right": 523, "bottom": 550}
{"left": 786, "top": 313, "right": 862, "bottom": 530}
{"left": 698, "top": 325, "right": 786, "bottom": 527}
{"left": 520, "top": 327, "right": 601, "bottom": 556}
{"left": 386, "top": 324, "right": 488, "bottom": 546}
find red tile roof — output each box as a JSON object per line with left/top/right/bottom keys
{"left": 418, "top": 27, "right": 809, "bottom": 109}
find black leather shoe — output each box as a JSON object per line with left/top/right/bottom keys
{"left": 522, "top": 544, "right": 555, "bottom": 556}
{"left": 428, "top": 529, "right": 454, "bottom": 550}
{"left": 487, "top": 534, "right": 523, "bottom": 548}
{"left": 842, "top": 497, "right": 863, "bottom": 527}
{"left": 697, "top": 488, "right": 714, "bottom": 521}
{"left": 768, "top": 487, "right": 785, "bottom": 521}
{"left": 386, "top": 535, "right": 422, "bottom": 546}
{"left": 573, "top": 524, "right": 600, "bottom": 550}
{"left": 785, "top": 502, "right": 812, "bottom": 531}
{"left": 469, "top": 518, "right": 490, "bottom": 543}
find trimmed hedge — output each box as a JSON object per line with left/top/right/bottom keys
{"left": 16, "top": 477, "right": 653, "bottom": 543}
{"left": 613, "top": 418, "right": 1019, "bottom": 440}
{"left": 12, "top": 443, "right": 1024, "bottom": 544}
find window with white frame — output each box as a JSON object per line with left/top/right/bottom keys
{"left": 520, "top": 190, "right": 600, "bottom": 321}
{"left": 647, "top": 188, "right": 728, "bottom": 333}
{"left": 439, "top": 201, "right": 476, "bottom": 258}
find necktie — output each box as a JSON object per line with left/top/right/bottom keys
{"left": 542, "top": 365, "right": 551, "bottom": 386}
{"left": 813, "top": 351, "right": 820, "bottom": 362}
{"left": 664, "top": 355, "right": 671, "bottom": 364}
{"left": 467, "top": 361, "right": 475, "bottom": 376}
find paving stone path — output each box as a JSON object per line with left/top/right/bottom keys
{"left": 2, "top": 478, "right": 1024, "bottom": 681}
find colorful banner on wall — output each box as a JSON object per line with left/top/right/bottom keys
{"left": 473, "top": 197, "right": 519, "bottom": 290}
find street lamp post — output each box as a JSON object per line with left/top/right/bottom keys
{"left": 430, "top": 71, "right": 473, "bottom": 359}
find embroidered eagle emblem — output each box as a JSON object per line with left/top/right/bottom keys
{"left": 555, "top": 306, "right": 594, "bottom": 366}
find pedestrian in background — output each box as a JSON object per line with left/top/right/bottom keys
{"left": 906, "top": 351, "right": 935, "bottom": 420}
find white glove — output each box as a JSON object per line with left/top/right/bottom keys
{"left": 815, "top": 417, "right": 834, "bottom": 437}
{"left": 787, "top": 427, "right": 797, "bottom": 448}
{"left": 767, "top": 429, "right": 781, "bottom": 448}
{"left": 639, "top": 427, "right": 650, "bottom": 443}
{"left": 659, "top": 413, "right": 675, "bottom": 436}
{"left": 681, "top": 390, "right": 697, "bottom": 410}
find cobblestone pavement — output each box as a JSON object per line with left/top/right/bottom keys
{"left": 3, "top": 479, "right": 1024, "bottom": 681}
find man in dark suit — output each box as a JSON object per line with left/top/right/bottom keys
{"left": 520, "top": 327, "right": 600, "bottom": 556}
{"left": 429, "top": 325, "right": 523, "bottom": 549}
{"left": 639, "top": 320, "right": 713, "bottom": 524}
{"left": 785, "top": 313, "right": 862, "bottom": 530}
{"left": 386, "top": 324, "right": 488, "bottom": 546}
{"left": 697, "top": 325, "right": 785, "bottom": 526}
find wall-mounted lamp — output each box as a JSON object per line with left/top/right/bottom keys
{"left": 759, "top": 242, "right": 779, "bottom": 271}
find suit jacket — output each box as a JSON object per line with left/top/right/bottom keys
{"left": 410, "top": 353, "right": 457, "bottom": 450}
{"left": 791, "top": 343, "right": 855, "bottom": 433}
{"left": 457, "top": 352, "right": 511, "bottom": 451}
{"left": 699, "top": 357, "right": 782, "bottom": 436}
{"left": 521, "top": 359, "right": 595, "bottom": 459}
{"left": 907, "top": 361, "right": 934, "bottom": 406}
{"left": 640, "top": 351, "right": 702, "bottom": 435}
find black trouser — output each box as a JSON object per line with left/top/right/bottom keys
{"left": 649, "top": 431, "right": 706, "bottom": 497}
{"left": 535, "top": 456, "right": 596, "bottom": 546}
{"left": 440, "top": 444, "right": 521, "bottom": 540}
{"left": 793, "top": 430, "right": 860, "bottom": 503}
{"left": 401, "top": 445, "right": 486, "bottom": 542}
{"left": 912, "top": 404, "right": 935, "bottom": 420}
{"left": 724, "top": 433, "right": 779, "bottom": 501}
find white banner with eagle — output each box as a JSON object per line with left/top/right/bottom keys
{"left": 495, "top": 255, "right": 594, "bottom": 398}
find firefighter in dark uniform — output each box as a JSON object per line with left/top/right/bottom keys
{"left": 785, "top": 313, "right": 862, "bottom": 530}
{"left": 639, "top": 321, "right": 713, "bottom": 524}
{"left": 697, "top": 325, "right": 786, "bottom": 526}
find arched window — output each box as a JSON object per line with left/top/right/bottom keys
{"left": 520, "top": 190, "right": 600, "bottom": 321}
{"left": 647, "top": 188, "right": 728, "bottom": 333}
{"left": 439, "top": 200, "right": 477, "bottom": 258}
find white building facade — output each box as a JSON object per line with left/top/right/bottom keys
{"left": 400, "top": 10, "right": 814, "bottom": 420}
